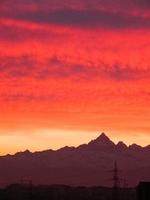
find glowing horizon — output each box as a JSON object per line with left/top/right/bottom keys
{"left": 0, "top": 129, "right": 150, "bottom": 155}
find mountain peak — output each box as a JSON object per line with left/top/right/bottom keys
{"left": 97, "top": 133, "right": 110, "bottom": 141}
{"left": 116, "top": 141, "right": 127, "bottom": 150}
{"left": 88, "top": 133, "right": 115, "bottom": 147}
{"left": 15, "top": 150, "right": 31, "bottom": 157}
{"left": 129, "top": 143, "right": 142, "bottom": 151}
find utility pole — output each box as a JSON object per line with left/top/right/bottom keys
{"left": 112, "top": 161, "right": 119, "bottom": 200}
{"left": 29, "top": 180, "right": 33, "bottom": 200}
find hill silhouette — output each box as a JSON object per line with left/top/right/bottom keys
{"left": 0, "top": 133, "right": 150, "bottom": 187}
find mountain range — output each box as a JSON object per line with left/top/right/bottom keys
{"left": 0, "top": 133, "right": 150, "bottom": 187}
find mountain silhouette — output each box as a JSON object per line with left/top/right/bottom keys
{"left": 88, "top": 133, "right": 115, "bottom": 146}
{"left": 0, "top": 133, "right": 150, "bottom": 187}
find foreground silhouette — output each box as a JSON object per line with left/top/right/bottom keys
{"left": 0, "top": 184, "right": 136, "bottom": 200}
{"left": 137, "top": 182, "right": 150, "bottom": 200}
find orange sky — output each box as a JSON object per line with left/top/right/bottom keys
{"left": 0, "top": 0, "right": 150, "bottom": 155}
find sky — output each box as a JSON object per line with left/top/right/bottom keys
{"left": 0, "top": 0, "right": 150, "bottom": 155}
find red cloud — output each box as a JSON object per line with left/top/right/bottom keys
{"left": 0, "top": 0, "right": 150, "bottom": 149}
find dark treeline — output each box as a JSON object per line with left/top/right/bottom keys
{"left": 0, "top": 184, "right": 137, "bottom": 200}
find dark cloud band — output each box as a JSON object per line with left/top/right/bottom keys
{"left": 1, "top": 9, "right": 150, "bottom": 29}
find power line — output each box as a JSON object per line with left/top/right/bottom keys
{"left": 112, "top": 161, "right": 120, "bottom": 200}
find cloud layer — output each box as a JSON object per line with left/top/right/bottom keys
{"left": 1, "top": 0, "right": 150, "bottom": 29}
{"left": 0, "top": 0, "right": 150, "bottom": 152}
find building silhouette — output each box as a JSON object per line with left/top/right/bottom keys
{"left": 137, "top": 182, "right": 150, "bottom": 200}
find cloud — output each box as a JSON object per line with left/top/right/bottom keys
{"left": 0, "top": 20, "right": 67, "bottom": 43}
{"left": 1, "top": 0, "right": 150, "bottom": 29}
{"left": 33, "top": 57, "right": 150, "bottom": 81}
{"left": 1, "top": 9, "right": 150, "bottom": 29}
{"left": 102, "top": 65, "right": 150, "bottom": 81}
{"left": 0, "top": 93, "right": 57, "bottom": 102}
{"left": 136, "top": 0, "right": 150, "bottom": 7}
{"left": 0, "top": 24, "right": 44, "bottom": 42}
{"left": 1, "top": 55, "right": 150, "bottom": 81}
{"left": 0, "top": 55, "right": 36, "bottom": 78}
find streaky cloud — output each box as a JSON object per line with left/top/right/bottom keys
{"left": 1, "top": 55, "right": 150, "bottom": 81}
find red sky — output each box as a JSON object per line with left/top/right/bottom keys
{"left": 0, "top": 0, "right": 150, "bottom": 155}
